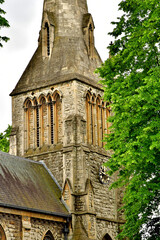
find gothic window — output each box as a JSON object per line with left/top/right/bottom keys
{"left": 48, "top": 96, "right": 54, "bottom": 144}
{"left": 89, "top": 24, "right": 94, "bottom": 56}
{"left": 91, "top": 96, "right": 95, "bottom": 145}
{"left": 45, "top": 22, "right": 50, "bottom": 56}
{"left": 86, "top": 93, "right": 91, "bottom": 144}
{"left": 43, "top": 230, "right": 54, "bottom": 240}
{"left": 40, "top": 96, "right": 48, "bottom": 146}
{"left": 25, "top": 99, "right": 34, "bottom": 149}
{"left": 0, "top": 225, "right": 6, "bottom": 240}
{"left": 96, "top": 97, "right": 101, "bottom": 146}
{"left": 24, "top": 91, "right": 62, "bottom": 151}
{"left": 85, "top": 94, "right": 110, "bottom": 147}
{"left": 102, "top": 233, "right": 112, "bottom": 240}
{"left": 54, "top": 93, "right": 62, "bottom": 144}
{"left": 34, "top": 99, "right": 40, "bottom": 147}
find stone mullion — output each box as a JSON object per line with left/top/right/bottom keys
{"left": 47, "top": 102, "right": 50, "bottom": 145}
{"left": 33, "top": 106, "right": 36, "bottom": 149}
{"left": 92, "top": 102, "right": 96, "bottom": 146}
{"left": 90, "top": 101, "right": 93, "bottom": 145}
{"left": 54, "top": 99, "right": 58, "bottom": 144}
{"left": 51, "top": 101, "right": 55, "bottom": 144}
{"left": 102, "top": 104, "right": 105, "bottom": 147}
{"left": 86, "top": 97, "right": 90, "bottom": 144}
{"left": 39, "top": 103, "right": 43, "bottom": 147}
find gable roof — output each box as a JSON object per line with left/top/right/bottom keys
{"left": 0, "top": 151, "right": 70, "bottom": 218}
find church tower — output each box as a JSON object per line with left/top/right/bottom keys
{"left": 10, "top": 0, "right": 124, "bottom": 239}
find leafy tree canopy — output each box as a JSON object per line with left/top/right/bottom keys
{"left": 97, "top": 0, "right": 160, "bottom": 239}
{"left": 0, "top": 125, "right": 11, "bottom": 152}
{"left": 0, "top": 0, "right": 9, "bottom": 47}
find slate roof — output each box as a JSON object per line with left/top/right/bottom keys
{"left": 0, "top": 151, "right": 70, "bottom": 218}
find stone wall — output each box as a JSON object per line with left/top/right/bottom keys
{"left": 10, "top": 79, "right": 123, "bottom": 239}
{"left": 0, "top": 213, "right": 65, "bottom": 240}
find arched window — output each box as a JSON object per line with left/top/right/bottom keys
{"left": 24, "top": 92, "right": 62, "bottom": 151}
{"left": 34, "top": 99, "right": 40, "bottom": 148}
{"left": 86, "top": 93, "right": 90, "bottom": 144}
{"left": 91, "top": 96, "right": 96, "bottom": 145}
{"left": 25, "top": 99, "right": 34, "bottom": 149}
{"left": 40, "top": 96, "right": 47, "bottom": 146}
{"left": 89, "top": 24, "right": 94, "bottom": 57}
{"left": 48, "top": 96, "right": 54, "bottom": 144}
{"left": 54, "top": 93, "right": 62, "bottom": 144}
{"left": 96, "top": 97, "right": 101, "bottom": 146}
{"left": 45, "top": 22, "right": 50, "bottom": 56}
{"left": 102, "top": 233, "right": 112, "bottom": 240}
{"left": 43, "top": 230, "right": 54, "bottom": 240}
{"left": 0, "top": 225, "right": 6, "bottom": 240}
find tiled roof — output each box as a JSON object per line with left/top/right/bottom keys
{"left": 0, "top": 151, "right": 69, "bottom": 217}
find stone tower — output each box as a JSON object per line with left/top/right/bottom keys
{"left": 10, "top": 0, "right": 124, "bottom": 239}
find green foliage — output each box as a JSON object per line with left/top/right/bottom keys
{"left": 0, "top": 0, "right": 9, "bottom": 47}
{"left": 97, "top": 0, "right": 160, "bottom": 239}
{"left": 0, "top": 125, "right": 12, "bottom": 152}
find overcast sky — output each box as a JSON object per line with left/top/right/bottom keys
{"left": 0, "top": 0, "right": 121, "bottom": 133}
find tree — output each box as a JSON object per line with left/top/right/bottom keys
{"left": 0, "top": 0, "right": 9, "bottom": 47}
{"left": 0, "top": 125, "right": 11, "bottom": 152}
{"left": 97, "top": 0, "right": 160, "bottom": 239}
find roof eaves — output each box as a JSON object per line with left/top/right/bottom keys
{"left": 0, "top": 203, "right": 71, "bottom": 219}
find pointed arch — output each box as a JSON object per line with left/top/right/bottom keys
{"left": 45, "top": 22, "right": 50, "bottom": 56}
{"left": 86, "top": 92, "right": 91, "bottom": 144}
{"left": 54, "top": 92, "right": 62, "bottom": 143}
{"left": 102, "top": 233, "right": 112, "bottom": 240}
{"left": 48, "top": 95, "right": 54, "bottom": 144}
{"left": 40, "top": 96, "right": 47, "bottom": 146}
{"left": 91, "top": 95, "right": 96, "bottom": 145}
{"left": 25, "top": 98, "right": 34, "bottom": 149}
{"left": 0, "top": 225, "right": 6, "bottom": 240}
{"left": 43, "top": 230, "right": 54, "bottom": 240}
{"left": 33, "top": 98, "right": 40, "bottom": 147}
{"left": 96, "top": 96, "right": 101, "bottom": 146}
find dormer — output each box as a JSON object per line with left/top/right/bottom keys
{"left": 82, "top": 13, "right": 95, "bottom": 58}
{"left": 41, "top": 12, "right": 55, "bottom": 58}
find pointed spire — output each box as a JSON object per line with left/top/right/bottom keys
{"left": 11, "top": 0, "right": 102, "bottom": 96}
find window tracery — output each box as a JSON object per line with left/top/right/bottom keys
{"left": 24, "top": 91, "right": 62, "bottom": 151}
{"left": 86, "top": 91, "right": 110, "bottom": 147}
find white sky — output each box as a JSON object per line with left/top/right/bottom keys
{"left": 0, "top": 0, "right": 121, "bottom": 132}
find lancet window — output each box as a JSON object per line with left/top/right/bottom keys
{"left": 48, "top": 96, "right": 54, "bottom": 144}
{"left": 24, "top": 91, "right": 62, "bottom": 152}
{"left": 86, "top": 91, "right": 110, "bottom": 147}
{"left": 33, "top": 99, "right": 40, "bottom": 148}
{"left": 45, "top": 22, "right": 50, "bottom": 56}
{"left": 43, "top": 230, "right": 54, "bottom": 240}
